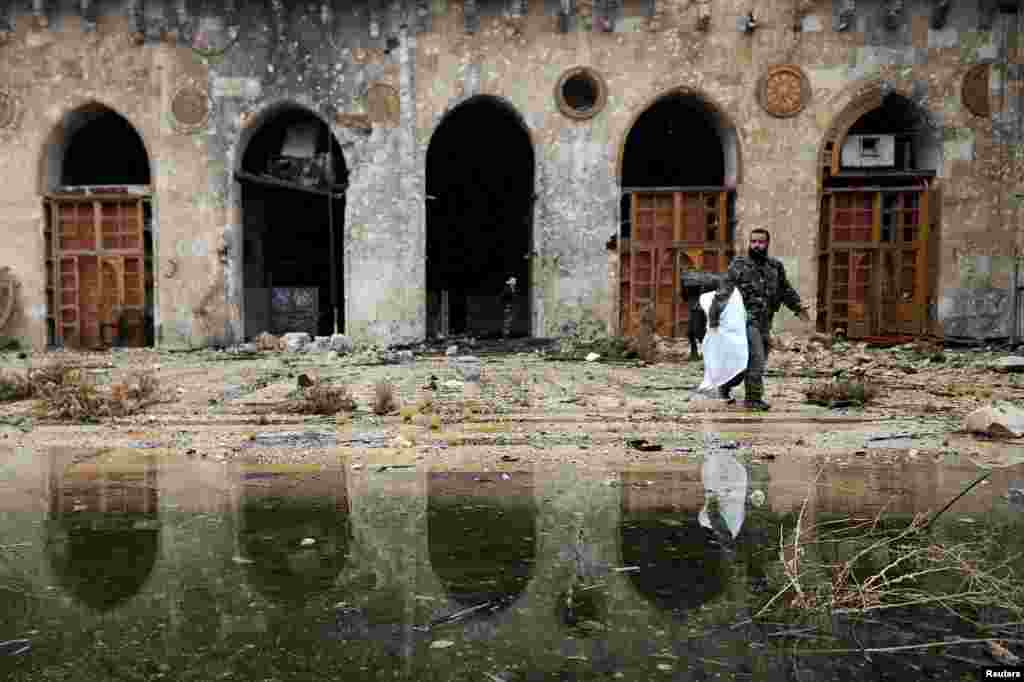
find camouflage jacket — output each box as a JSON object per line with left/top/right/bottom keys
{"left": 708, "top": 255, "right": 804, "bottom": 330}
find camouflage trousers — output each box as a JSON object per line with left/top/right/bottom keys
{"left": 721, "top": 323, "right": 771, "bottom": 401}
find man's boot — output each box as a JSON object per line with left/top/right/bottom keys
{"left": 718, "top": 387, "right": 736, "bottom": 405}
{"left": 743, "top": 398, "right": 771, "bottom": 411}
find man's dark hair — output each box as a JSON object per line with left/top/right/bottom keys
{"left": 750, "top": 228, "right": 771, "bottom": 243}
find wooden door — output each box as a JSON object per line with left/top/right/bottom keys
{"left": 620, "top": 190, "right": 733, "bottom": 338}
{"left": 818, "top": 185, "right": 930, "bottom": 339}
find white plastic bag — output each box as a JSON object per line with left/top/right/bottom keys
{"left": 698, "top": 451, "right": 749, "bottom": 540}
{"left": 697, "top": 288, "right": 748, "bottom": 392}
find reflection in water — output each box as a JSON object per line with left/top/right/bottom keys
{"left": 427, "top": 472, "right": 536, "bottom": 616}
{"left": 45, "top": 451, "right": 160, "bottom": 612}
{"left": 238, "top": 467, "right": 349, "bottom": 604}
{"left": 698, "top": 451, "right": 748, "bottom": 543}
{"left": 620, "top": 471, "right": 729, "bottom": 617}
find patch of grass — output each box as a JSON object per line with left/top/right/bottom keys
{"left": 373, "top": 380, "right": 398, "bottom": 416}
{"left": 804, "top": 379, "right": 878, "bottom": 407}
{"left": 294, "top": 379, "right": 357, "bottom": 415}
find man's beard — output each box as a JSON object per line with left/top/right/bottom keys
{"left": 748, "top": 247, "right": 767, "bottom": 262}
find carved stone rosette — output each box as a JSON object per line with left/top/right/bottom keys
{"left": 169, "top": 80, "right": 212, "bottom": 133}
{"left": 757, "top": 64, "right": 811, "bottom": 118}
{"left": 962, "top": 63, "right": 992, "bottom": 118}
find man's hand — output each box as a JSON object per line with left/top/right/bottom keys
{"left": 797, "top": 307, "right": 810, "bottom": 322}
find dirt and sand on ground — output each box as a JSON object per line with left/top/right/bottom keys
{"left": 2, "top": 333, "right": 1023, "bottom": 470}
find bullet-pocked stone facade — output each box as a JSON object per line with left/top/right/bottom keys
{"left": 0, "top": 0, "right": 1021, "bottom": 349}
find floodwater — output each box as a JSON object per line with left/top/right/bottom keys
{"left": 1, "top": 445, "right": 1022, "bottom": 681}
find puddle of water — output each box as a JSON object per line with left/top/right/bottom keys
{"left": 0, "top": 447, "right": 1021, "bottom": 680}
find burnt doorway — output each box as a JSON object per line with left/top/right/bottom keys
{"left": 43, "top": 104, "right": 154, "bottom": 349}
{"left": 426, "top": 96, "right": 534, "bottom": 339}
{"left": 238, "top": 106, "right": 348, "bottom": 339}
{"left": 619, "top": 92, "right": 737, "bottom": 338}
{"left": 818, "top": 93, "right": 940, "bottom": 340}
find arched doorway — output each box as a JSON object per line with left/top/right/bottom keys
{"left": 817, "top": 90, "right": 941, "bottom": 339}
{"left": 236, "top": 105, "right": 348, "bottom": 339}
{"left": 618, "top": 90, "right": 739, "bottom": 338}
{"left": 426, "top": 96, "right": 535, "bottom": 339}
{"left": 41, "top": 104, "right": 154, "bottom": 349}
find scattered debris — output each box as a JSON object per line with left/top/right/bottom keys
{"left": 292, "top": 379, "right": 357, "bottom": 415}
{"left": 450, "top": 355, "right": 482, "bottom": 382}
{"left": 804, "top": 379, "right": 878, "bottom": 408}
{"left": 965, "top": 403, "right": 1024, "bottom": 438}
{"left": 991, "top": 356, "right": 1024, "bottom": 373}
{"left": 626, "top": 438, "right": 662, "bottom": 452}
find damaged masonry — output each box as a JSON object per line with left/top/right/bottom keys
{"left": 0, "top": 0, "right": 1019, "bottom": 350}
{"left": 3, "top": 3, "right": 1024, "bottom": 679}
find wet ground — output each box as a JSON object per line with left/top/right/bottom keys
{"left": 1, "top": 340, "right": 1023, "bottom": 679}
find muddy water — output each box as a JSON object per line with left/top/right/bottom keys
{"left": 1, "top": 446, "right": 1021, "bottom": 681}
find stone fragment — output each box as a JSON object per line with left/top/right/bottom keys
{"left": 282, "top": 332, "right": 311, "bottom": 352}
{"left": 329, "top": 334, "right": 354, "bottom": 354}
{"left": 450, "top": 355, "right": 481, "bottom": 382}
{"left": 445, "top": 344, "right": 458, "bottom": 357}
{"left": 991, "top": 356, "right": 1024, "bottom": 373}
{"left": 307, "top": 336, "right": 331, "bottom": 353}
{"left": 965, "top": 403, "right": 1024, "bottom": 438}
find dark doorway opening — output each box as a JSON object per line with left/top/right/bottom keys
{"left": 618, "top": 93, "right": 735, "bottom": 339}
{"left": 44, "top": 105, "right": 155, "bottom": 349}
{"left": 620, "top": 93, "right": 726, "bottom": 239}
{"left": 239, "top": 107, "right": 348, "bottom": 339}
{"left": 426, "top": 97, "right": 534, "bottom": 339}
{"left": 818, "top": 94, "right": 939, "bottom": 340}
{"left": 62, "top": 109, "right": 151, "bottom": 187}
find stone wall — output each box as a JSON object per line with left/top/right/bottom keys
{"left": 0, "top": 0, "right": 1020, "bottom": 349}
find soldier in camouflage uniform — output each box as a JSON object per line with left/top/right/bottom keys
{"left": 708, "top": 229, "right": 809, "bottom": 410}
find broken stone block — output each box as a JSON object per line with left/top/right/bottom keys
{"left": 282, "top": 332, "right": 311, "bottom": 352}
{"left": 307, "top": 336, "right": 331, "bottom": 353}
{"left": 965, "top": 403, "right": 1024, "bottom": 438}
{"left": 451, "top": 355, "right": 481, "bottom": 382}
{"left": 329, "top": 334, "right": 354, "bottom": 354}
{"left": 991, "top": 356, "right": 1024, "bottom": 373}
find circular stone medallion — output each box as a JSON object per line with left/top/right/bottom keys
{"left": 962, "top": 63, "right": 991, "bottom": 118}
{"left": 171, "top": 84, "right": 212, "bottom": 132}
{"left": 758, "top": 65, "right": 811, "bottom": 118}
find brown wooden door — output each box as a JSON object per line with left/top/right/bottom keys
{"left": 620, "top": 190, "right": 733, "bottom": 339}
{"left": 48, "top": 197, "right": 148, "bottom": 348}
{"left": 818, "top": 186, "right": 931, "bottom": 339}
